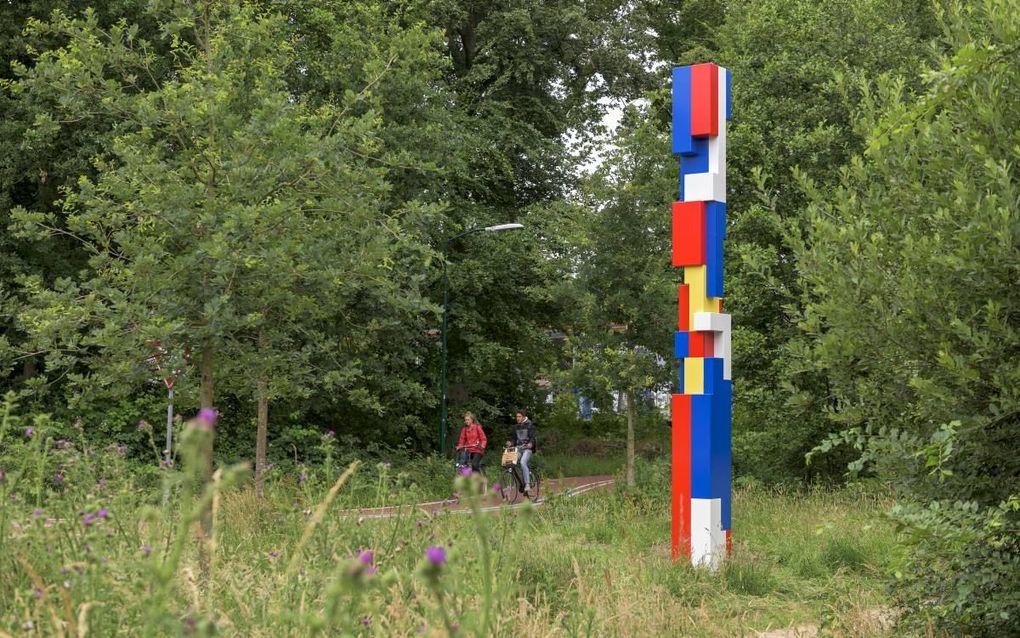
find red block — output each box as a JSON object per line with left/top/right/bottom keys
{"left": 671, "top": 394, "right": 692, "bottom": 561}
{"left": 726, "top": 529, "right": 733, "bottom": 555}
{"left": 672, "top": 201, "right": 706, "bottom": 267}
{"left": 678, "top": 284, "right": 690, "bottom": 331}
{"left": 691, "top": 63, "right": 719, "bottom": 137}
{"left": 688, "top": 331, "right": 715, "bottom": 358}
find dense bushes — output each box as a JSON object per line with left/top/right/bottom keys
{"left": 794, "top": 1, "right": 1020, "bottom": 632}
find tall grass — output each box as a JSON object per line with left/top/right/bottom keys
{"left": 0, "top": 397, "right": 910, "bottom": 636}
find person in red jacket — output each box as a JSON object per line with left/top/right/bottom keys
{"left": 455, "top": 412, "right": 487, "bottom": 473}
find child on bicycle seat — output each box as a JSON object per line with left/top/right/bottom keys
{"left": 507, "top": 409, "right": 536, "bottom": 495}
{"left": 456, "top": 412, "right": 487, "bottom": 472}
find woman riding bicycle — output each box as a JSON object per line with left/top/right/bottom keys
{"left": 506, "top": 409, "right": 536, "bottom": 495}
{"left": 455, "top": 412, "right": 487, "bottom": 473}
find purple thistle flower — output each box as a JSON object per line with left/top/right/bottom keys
{"left": 459, "top": 466, "right": 472, "bottom": 477}
{"left": 33, "top": 508, "right": 43, "bottom": 518}
{"left": 298, "top": 473, "right": 307, "bottom": 483}
{"left": 24, "top": 427, "right": 34, "bottom": 438}
{"left": 141, "top": 544, "right": 152, "bottom": 555}
{"left": 83, "top": 512, "right": 96, "bottom": 527}
{"left": 196, "top": 408, "right": 218, "bottom": 429}
{"left": 425, "top": 545, "right": 447, "bottom": 566}
{"left": 492, "top": 482, "right": 502, "bottom": 493}
{"left": 360, "top": 615, "right": 371, "bottom": 626}
{"left": 358, "top": 549, "right": 374, "bottom": 565}
{"left": 33, "top": 588, "right": 42, "bottom": 599}
{"left": 53, "top": 473, "right": 64, "bottom": 484}
{"left": 97, "top": 508, "right": 108, "bottom": 519}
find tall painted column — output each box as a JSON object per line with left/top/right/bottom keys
{"left": 670, "top": 63, "right": 732, "bottom": 568}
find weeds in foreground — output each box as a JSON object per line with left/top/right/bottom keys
{"left": 1, "top": 395, "right": 910, "bottom": 636}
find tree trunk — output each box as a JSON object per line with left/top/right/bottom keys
{"left": 626, "top": 389, "right": 636, "bottom": 488}
{"left": 195, "top": 344, "right": 215, "bottom": 575}
{"left": 255, "top": 376, "right": 269, "bottom": 498}
{"left": 199, "top": 345, "right": 215, "bottom": 409}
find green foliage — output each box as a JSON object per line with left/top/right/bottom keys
{"left": 792, "top": 1, "right": 1020, "bottom": 632}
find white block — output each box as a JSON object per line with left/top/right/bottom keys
{"left": 694, "top": 312, "right": 732, "bottom": 380}
{"left": 683, "top": 171, "right": 726, "bottom": 203}
{"left": 708, "top": 66, "right": 727, "bottom": 174}
{"left": 690, "top": 498, "right": 726, "bottom": 569}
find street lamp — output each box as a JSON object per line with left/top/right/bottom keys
{"left": 440, "top": 223, "right": 524, "bottom": 454}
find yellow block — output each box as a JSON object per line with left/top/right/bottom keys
{"left": 684, "top": 357, "right": 704, "bottom": 394}
{"left": 683, "top": 265, "right": 721, "bottom": 322}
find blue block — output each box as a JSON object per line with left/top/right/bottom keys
{"left": 681, "top": 137, "right": 710, "bottom": 174}
{"left": 715, "top": 380, "right": 733, "bottom": 529}
{"left": 678, "top": 137, "right": 710, "bottom": 201}
{"left": 725, "top": 68, "right": 732, "bottom": 121}
{"left": 672, "top": 66, "right": 693, "bottom": 156}
{"left": 677, "top": 359, "right": 684, "bottom": 394}
{"left": 702, "top": 357, "right": 724, "bottom": 395}
{"left": 674, "top": 331, "right": 690, "bottom": 359}
{"left": 706, "top": 201, "right": 726, "bottom": 296}
{"left": 690, "top": 394, "right": 714, "bottom": 498}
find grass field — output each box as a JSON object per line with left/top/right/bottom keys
{"left": 1, "top": 439, "right": 904, "bottom": 637}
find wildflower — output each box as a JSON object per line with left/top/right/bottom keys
{"left": 97, "top": 479, "right": 105, "bottom": 490}
{"left": 33, "top": 588, "right": 42, "bottom": 599}
{"left": 298, "top": 472, "right": 307, "bottom": 484}
{"left": 358, "top": 549, "right": 374, "bottom": 565}
{"left": 459, "top": 466, "right": 472, "bottom": 477}
{"left": 97, "top": 508, "right": 109, "bottom": 519}
{"left": 83, "top": 512, "right": 96, "bottom": 527}
{"left": 196, "top": 408, "right": 217, "bottom": 429}
{"left": 142, "top": 544, "right": 152, "bottom": 555}
{"left": 360, "top": 616, "right": 371, "bottom": 626}
{"left": 53, "top": 473, "right": 64, "bottom": 484}
{"left": 426, "top": 545, "right": 447, "bottom": 567}
{"left": 492, "top": 482, "right": 502, "bottom": 493}
{"left": 24, "top": 426, "right": 34, "bottom": 438}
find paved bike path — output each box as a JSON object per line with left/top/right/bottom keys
{"left": 344, "top": 475, "right": 615, "bottom": 520}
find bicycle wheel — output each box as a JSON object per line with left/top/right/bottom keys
{"left": 500, "top": 467, "right": 520, "bottom": 504}
{"left": 528, "top": 466, "right": 541, "bottom": 501}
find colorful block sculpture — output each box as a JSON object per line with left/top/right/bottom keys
{"left": 671, "top": 62, "right": 732, "bottom": 569}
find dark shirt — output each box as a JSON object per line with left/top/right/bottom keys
{"left": 512, "top": 418, "right": 536, "bottom": 451}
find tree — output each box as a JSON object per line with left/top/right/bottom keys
{"left": 9, "top": 2, "right": 437, "bottom": 487}
{"left": 793, "top": 0, "right": 1020, "bottom": 631}
{"left": 566, "top": 106, "right": 676, "bottom": 486}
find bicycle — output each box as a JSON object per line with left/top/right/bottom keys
{"left": 499, "top": 446, "right": 540, "bottom": 504}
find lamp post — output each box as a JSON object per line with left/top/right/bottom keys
{"left": 440, "top": 223, "right": 524, "bottom": 454}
